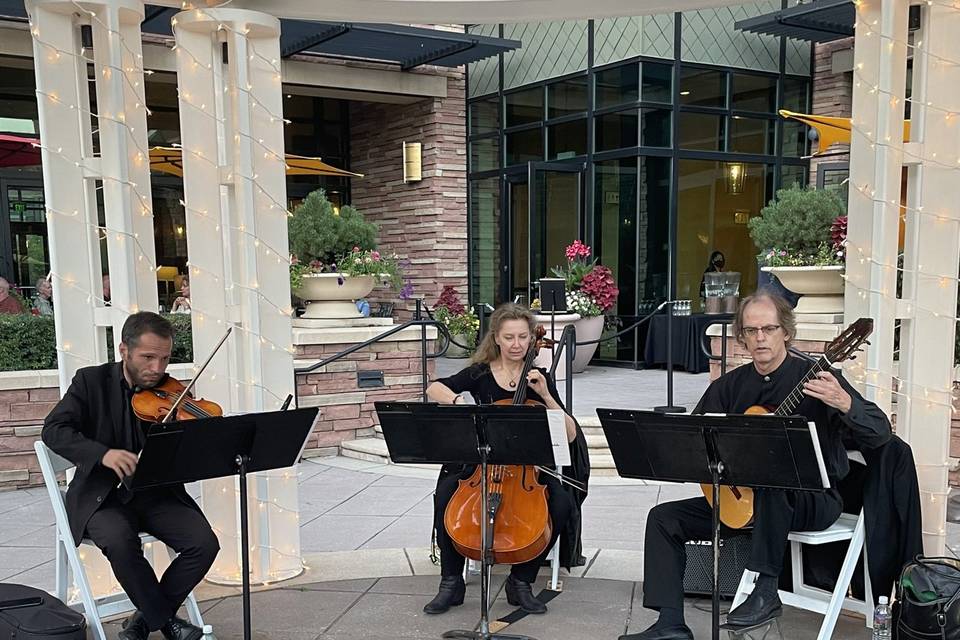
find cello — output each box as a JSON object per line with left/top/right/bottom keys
{"left": 443, "top": 325, "right": 555, "bottom": 565}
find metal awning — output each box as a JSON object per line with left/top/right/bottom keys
{"left": 1, "top": 1, "right": 520, "bottom": 69}
{"left": 735, "top": 0, "right": 854, "bottom": 43}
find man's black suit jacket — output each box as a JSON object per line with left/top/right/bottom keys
{"left": 42, "top": 362, "right": 199, "bottom": 546}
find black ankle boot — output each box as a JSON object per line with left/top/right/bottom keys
{"left": 423, "top": 575, "right": 466, "bottom": 614}
{"left": 505, "top": 575, "right": 546, "bottom": 614}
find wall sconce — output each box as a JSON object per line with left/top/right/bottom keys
{"left": 725, "top": 163, "right": 746, "bottom": 195}
{"left": 403, "top": 141, "right": 422, "bottom": 183}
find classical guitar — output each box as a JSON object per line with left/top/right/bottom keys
{"left": 701, "top": 317, "right": 874, "bottom": 529}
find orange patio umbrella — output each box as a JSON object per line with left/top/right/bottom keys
{"left": 779, "top": 109, "right": 912, "bottom": 155}
{"left": 149, "top": 146, "right": 363, "bottom": 178}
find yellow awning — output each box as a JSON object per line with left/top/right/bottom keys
{"left": 148, "top": 146, "right": 363, "bottom": 178}
{"left": 778, "top": 109, "right": 911, "bottom": 154}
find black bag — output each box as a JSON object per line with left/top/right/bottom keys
{"left": 894, "top": 556, "right": 960, "bottom": 640}
{"left": 0, "top": 584, "right": 85, "bottom": 640}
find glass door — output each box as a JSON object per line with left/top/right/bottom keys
{"left": 503, "top": 162, "right": 584, "bottom": 306}
{"left": 2, "top": 180, "right": 48, "bottom": 291}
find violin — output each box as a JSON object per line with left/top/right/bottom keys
{"left": 130, "top": 326, "right": 232, "bottom": 424}
{"left": 132, "top": 377, "right": 223, "bottom": 422}
{"left": 443, "top": 325, "right": 556, "bottom": 565}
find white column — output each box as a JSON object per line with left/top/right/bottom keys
{"left": 897, "top": 1, "right": 960, "bottom": 555}
{"left": 844, "top": 0, "right": 908, "bottom": 414}
{"left": 174, "top": 8, "right": 301, "bottom": 585}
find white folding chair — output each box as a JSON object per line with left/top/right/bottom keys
{"left": 732, "top": 453, "right": 874, "bottom": 640}
{"left": 35, "top": 441, "right": 207, "bottom": 640}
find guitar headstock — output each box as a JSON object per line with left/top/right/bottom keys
{"left": 824, "top": 317, "right": 874, "bottom": 365}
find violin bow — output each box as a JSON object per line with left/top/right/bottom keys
{"left": 161, "top": 325, "right": 233, "bottom": 423}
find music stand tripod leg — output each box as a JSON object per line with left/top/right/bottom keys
{"left": 442, "top": 447, "right": 537, "bottom": 640}
{"left": 711, "top": 460, "right": 722, "bottom": 640}
{"left": 235, "top": 455, "right": 253, "bottom": 640}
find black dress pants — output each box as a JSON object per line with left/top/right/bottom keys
{"left": 433, "top": 468, "right": 573, "bottom": 584}
{"left": 84, "top": 488, "right": 220, "bottom": 631}
{"left": 642, "top": 488, "right": 842, "bottom": 610}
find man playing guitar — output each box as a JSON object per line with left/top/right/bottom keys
{"left": 620, "top": 292, "right": 891, "bottom": 640}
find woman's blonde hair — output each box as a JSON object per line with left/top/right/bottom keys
{"left": 470, "top": 303, "right": 537, "bottom": 364}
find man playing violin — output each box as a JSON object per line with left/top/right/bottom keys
{"left": 424, "top": 303, "right": 590, "bottom": 616}
{"left": 42, "top": 312, "right": 219, "bottom": 640}
{"left": 621, "top": 292, "right": 891, "bottom": 640}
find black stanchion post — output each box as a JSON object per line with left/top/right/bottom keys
{"left": 565, "top": 326, "right": 574, "bottom": 414}
{"left": 417, "top": 298, "right": 428, "bottom": 401}
{"left": 655, "top": 301, "right": 686, "bottom": 414}
{"left": 721, "top": 322, "right": 729, "bottom": 377}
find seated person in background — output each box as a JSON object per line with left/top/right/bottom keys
{"left": 42, "top": 312, "right": 219, "bottom": 640}
{"left": 424, "top": 303, "right": 590, "bottom": 616}
{"left": 102, "top": 274, "right": 111, "bottom": 305}
{"left": 171, "top": 277, "right": 191, "bottom": 313}
{"left": 620, "top": 292, "right": 891, "bottom": 640}
{"left": 0, "top": 277, "right": 24, "bottom": 314}
{"left": 32, "top": 277, "right": 54, "bottom": 316}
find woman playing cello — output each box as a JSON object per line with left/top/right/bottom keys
{"left": 424, "top": 303, "right": 590, "bottom": 615}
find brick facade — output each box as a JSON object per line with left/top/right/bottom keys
{"left": 809, "top": 38, "right": 854, "bottom": 182}
{"left": 349, "top": 67, "right": 468, "bottom": 319}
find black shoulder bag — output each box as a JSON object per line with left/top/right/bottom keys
{"left": 894, "top": 556, "right": 960, "bottom": 640}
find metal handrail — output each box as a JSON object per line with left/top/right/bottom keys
{"left": 293, "top": 299, "right": 447, "bottom": 408}
{"left": 699, "top": 319, "right": 733, "bottom": 378}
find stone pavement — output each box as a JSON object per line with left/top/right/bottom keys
{"left": 1, "top": 456, "right": 958, "bottom": 639}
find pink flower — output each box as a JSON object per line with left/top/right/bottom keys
{"left": 564, "top": 240, "right": 592, "bottom": 261}
{"left": 371, "top": 251, "right": 381, "bottom": 261}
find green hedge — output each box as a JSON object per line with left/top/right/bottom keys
{"left": 0, "top": 313, "right": 194, "bottom": 371}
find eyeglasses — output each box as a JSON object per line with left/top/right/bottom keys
{"left": 741, "top": 325, "right": 782, "bottom": 338}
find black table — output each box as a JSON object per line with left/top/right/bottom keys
{"left": 643, "top": 312, "right": 734, "bottom": 373}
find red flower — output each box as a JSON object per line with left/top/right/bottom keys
{"left": 564, "top": 240, "right": 592, "bottom": 262}
{"left": 580, "top": 265, "right": 619, "bottom": 312}
{"left": 435, "top": 285, "right": 466, "bottom": 316}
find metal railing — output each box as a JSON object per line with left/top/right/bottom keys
{"left": 700, "top": 319, "right": 734, "bottom": 379}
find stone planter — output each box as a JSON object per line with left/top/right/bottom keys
{"left": 571, "top": 315, "right": 604, "bottom": 373}
{"left": 445, "top": 333, "right": 472, "bottom": 359}
{"left": 532, "top": 313, "right": 580, "bottom": 381}
{"left": 762, "top": 265, "right": 845, "bottom": 322}
{"left": 293, "top": 273, "right": 376, "bottom": 319}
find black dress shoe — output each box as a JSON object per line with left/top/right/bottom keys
{"left": 504, "top": 575, "right": 546, "bottom": 614}
{"left": 118, "top": 611, "right": 149, "bottom": 640}
{"left": 726, "top": 589, "right": 783, "bottom": 627}
{"left": 161, "top": 615, "right": 204, "bottom": 640}
{"left": 618, "top": 622, "right": 694, "bottom": 640}
{"left": 423, "top": 575, "right": 466, "bottom": 614}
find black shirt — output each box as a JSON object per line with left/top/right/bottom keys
{"left": 693, "top": 355, "right": 892, "bottom": 486}
{"left": 435, "top": 362, "right": 560, "bottom": 407}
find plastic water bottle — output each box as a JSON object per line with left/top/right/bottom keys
{"left": 873, "top": 596, "right": 891, "bottom": 640}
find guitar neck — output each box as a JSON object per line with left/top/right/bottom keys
{"left": 773, "top": 356, "right": 833, "bottom": 416}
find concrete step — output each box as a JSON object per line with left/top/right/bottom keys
{"left": 340, "top": 437, "right": 391, "bottom": 464}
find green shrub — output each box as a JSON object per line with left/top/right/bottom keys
{"left": 0, "top": 313, "right": 193, "bottom": 371}
{"left": 288, "top": 189, "right": 378, "bottom": 265}
{"left": 749, "top": 186, "right": 846, "bottom": 265}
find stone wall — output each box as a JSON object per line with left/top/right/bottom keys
{"left": 349, "top": 67, "right": 468, "bottom": 318}
{"left": 0, "top": 376, "right": 58, "bottom": 488}
{"left": 809, "top": 38, "right": 854, "bottom": 181}
{"left": 293, "top": 324, "right": 437, "bottom": 456}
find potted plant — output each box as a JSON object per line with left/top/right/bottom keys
{"left": 433, "top": 285, "right": 479, "bottom": 359}
{"left": 748, "top": 186, "right": 846, "bottom": 319}
{"left": 287, "top": 190, "right": 402, "bottom": 319}
{"left": 546, "top": 240, "right": 620, "bottom": 372}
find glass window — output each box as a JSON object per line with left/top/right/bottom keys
{"left": 595, "top": 63, "right": 639, "bottom": 109}
{"left": 548, "top": 119, "right": 587, "bottom": 159}
{"left": 470, "top": 177, "right": 502, "bottom": 306}
{"left": 548, "top": 77, "right": 588, "bottom": 118}
{"left": 732, "top": 73, "right": 777, "bottom": 113}
{"left": 641, "top": 108, "right": 671, "bottom": 147}
{"left": 678, "top": 112, "right": 724, "bottom": 151}
{"left": 780, "top": 165, "right": 808, "bottom": 190}
{"left": 729, "top": 116, "right": 774, "bottom": 155}
{"left": 679, "top": 67, "right": 726, "bottom": 108}
{"left": 782, "top": 120, "right": 808, "bottom": 157}
{"left": 641, "top": 62, "right": 673, "bottom": 103}
{"left": 677, "top": 160, "right": 770, "bottom": 309}
{"left": 470, "top": 96, "right": 499, "bottom": 135}
{"left": 595, "top": 110, "right": 638, "bottom": 152}
{"left": 505, "top": 88, "right": 544, "bottom": 127}
{"left": 782, "top": 77, "right": 809, "bottom": 113}
{"left": 470, "top": 137, "right": 500, "bottom": 172}
{"left": 505, "top": 128, "right": 543, "bottom": 165}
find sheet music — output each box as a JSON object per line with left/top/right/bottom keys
{"left": 547, "top": 410, "right": 571, "bottom": 466}
{"left": 807, "top": 422, "right": 831, "bottom": 489}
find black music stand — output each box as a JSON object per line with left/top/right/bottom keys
{"left": 131, "top": 407, "right": 320, "bottom": 640}
{"left": 596, "top": 409, "right": 829, "bottom": 640}
{"left": 375, "top": 401, "right": 558, "bottom": 640}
